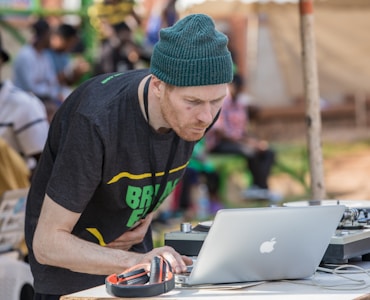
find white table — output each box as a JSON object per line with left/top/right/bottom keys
{"left": 61, "top": 261, "right": 370, "bottom": 300}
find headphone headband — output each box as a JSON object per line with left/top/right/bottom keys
{"left": 105, "top": 256, "right": 175, "bottom": 298}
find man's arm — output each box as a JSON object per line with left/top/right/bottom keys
{"left": 106, "top": 213, "right": 153, "bottom": 251}
{"left": 33, "top": 194, "right": 191, "bottom": 275}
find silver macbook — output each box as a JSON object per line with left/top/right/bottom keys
{"left": 176, "top": 205, "right": 345, "bottom": 286}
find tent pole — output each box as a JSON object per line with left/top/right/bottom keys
{"left": 299, "top": 0, "right": 326, "bottom": 203}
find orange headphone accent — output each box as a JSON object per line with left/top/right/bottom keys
{"left": 105, "top": 256, "right": 175, "bottom": 297}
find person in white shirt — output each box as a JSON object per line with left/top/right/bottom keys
{"left": 0, "top": 31, "right": 49, "bottom": 173}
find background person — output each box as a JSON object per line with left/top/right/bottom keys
{"left": 172, "top": 138, "right": 222, "bottom": 221}
{"left": 47, "top": 22, "right": 91, "bottom": 101}
{"left": 206, "top": 74, "right": 280, "bottom": 202}
{"left": 25, "top": 13, "right": 233, "bottom": 299}
{"left": 93, "top": 20, "right": 151, "bottom": 75}
{"left": 0, "top": 31, "right": 49, "bottom": 175}
{"left": 0, "top": 137, "right": 30, "bottom": 195}
{"left": 12, "top": 18, "right": 60, "bottom": 121}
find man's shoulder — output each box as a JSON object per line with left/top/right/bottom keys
{"left": 62, "top": 70, "right": 149, "bottom": 116}
{"left": 4, "top": 81, "right": 37, "bottom": 99}
{"left": 14, "top": 44, "right": 34, "bottom": 59}
{"left": 95, "top": 69, "right": 149, "bottom": 86}
{"left": 78, "top": 69, "right": 149, "bottom": 101}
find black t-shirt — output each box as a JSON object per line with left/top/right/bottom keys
{"left": 25, "top": 69, "right": 196, "bottom": 295}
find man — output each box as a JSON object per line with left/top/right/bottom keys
{"left": 0, "top": 31, "right": 49, "bottom": 174}
{"left": 94, "top": 20, "right": 151, "bottom": 75}
{"left": 206, "top": 74, "right": 280, "bottom": 202}
{"left": 12, "top": 18, "right": 60, "bottom": 121}
{"left": 25, "top": 14, "right": 233, "bottom": 299}
{"left": 47, "top": 23, "right": 90, "bottom": 100}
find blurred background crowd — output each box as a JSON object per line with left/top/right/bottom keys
{"left": 2, "top": 0, "right": 370, "bottom": 225}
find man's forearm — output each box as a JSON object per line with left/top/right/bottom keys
{"left": 33, "top": 228, "right": 141, "bottom": 275}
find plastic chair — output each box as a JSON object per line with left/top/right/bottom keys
{"left": 0, "top": 253, "right": 34, "bottom": 300}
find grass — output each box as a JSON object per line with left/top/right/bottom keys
{"left": 271, "top": 138, "right": 370, "bottom": 200}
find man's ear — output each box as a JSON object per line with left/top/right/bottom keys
{"left": 151, "top": 75, "right": 163, "bottom": 98}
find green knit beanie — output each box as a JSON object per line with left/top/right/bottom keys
{"left": 150, "top": 14, "right": 233, "bottom": 87}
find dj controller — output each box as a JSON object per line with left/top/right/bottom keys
{"left": 285, "top": 200, "right": 370, "bottom": 264}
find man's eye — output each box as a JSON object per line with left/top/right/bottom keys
{"left": 186, "top": 99, "right": 201, "bottom": 105}
{"left": 211, "top": 99, "right": 223, "bottom": 106}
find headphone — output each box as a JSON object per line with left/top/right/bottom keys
{"left": 105, "top": 256, "right": 175, "bottom": 298}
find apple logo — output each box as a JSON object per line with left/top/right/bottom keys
{"left": 259, "top": 237, "right": 277, "bottom": 254}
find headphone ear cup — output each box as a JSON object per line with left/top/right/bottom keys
{"left": 117, "top": 268, "right": 149, "bottom": 285}
{"left": 149, "top": 256, "right": 166, "bottom": 284}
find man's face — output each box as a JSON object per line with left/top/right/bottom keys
{"left": 39, "top": 32, "right": 51, "bottom": 49}
{"left": 159, "top": 83, "right": 227, "bottom": 141}
{"left": 50, "top": 34, "right": 77, "bottom": 52}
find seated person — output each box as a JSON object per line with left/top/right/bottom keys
{"left": 94, "top": 20, "right": 151, "bottom": 75}
{"left": 0, "top": 33, "right": 49, "bottom": 174}
{"left": 47, "top": 23, "right": 91, "bottom": 100}
{"left": 206, "top": 74, "right": 280, "bottom": 202}
{"left": 176, "top": 138, "right": 221, "bottom": 220}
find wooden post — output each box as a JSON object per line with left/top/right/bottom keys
{"left": 355, "top": 92, "right": 367, "bottom": 129}
{"left": 299, "top": 0, "right": 326, "bottom": 203}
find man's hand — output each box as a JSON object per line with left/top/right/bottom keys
{"left": 106, "top": 213, "right": 192, "bottom": 274}
{"left": 106, "top": 213, "right": 153, "bottom": 251}
{"left": 136, "top": 246, "right": 193, "bottom": 274}
{"left": 245, "top": 137, "right": 269, "bottom": 151}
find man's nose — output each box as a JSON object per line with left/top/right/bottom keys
{"left": 197, "top": 103, "right": 213, "bottom": 124}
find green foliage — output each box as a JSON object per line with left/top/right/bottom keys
{"left": 273, "top": 143, "right": 311, "bottom": 195}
